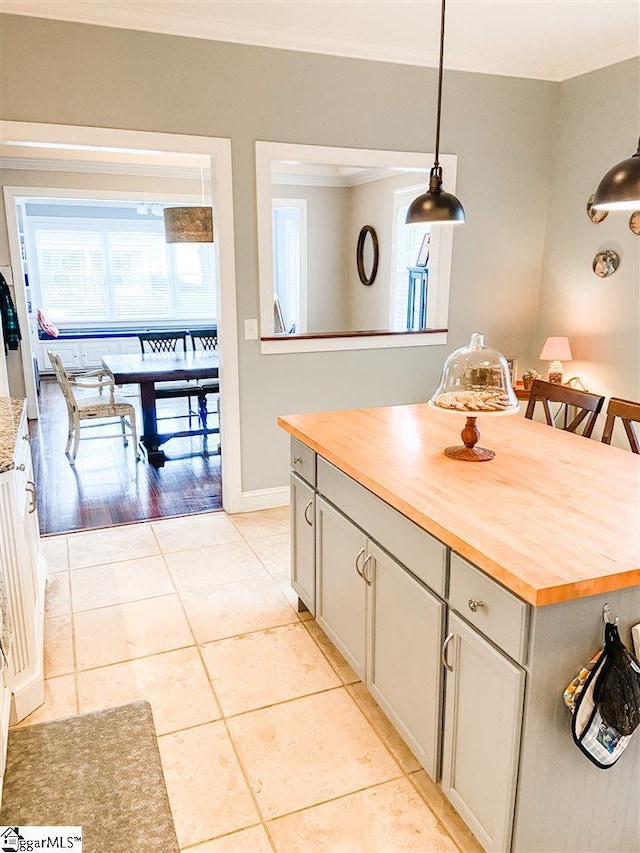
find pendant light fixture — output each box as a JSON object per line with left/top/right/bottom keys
{"left": 406, "top": 0, "right": 465, "bottom": 225}
{"left": 163, "top": 157, "right": 214, "bottom": 242}
{"left": 592, "top": 137, "right": 640, "bottom": 211}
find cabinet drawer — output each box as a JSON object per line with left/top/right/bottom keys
{"left": 290, "top": 438, "right": 316, "bottom": 487}
{"left": 317, "top": 458, "right": 446, "bottom": 597}
{"left": 449, "top": 553, "right": 529, "bottom": 664}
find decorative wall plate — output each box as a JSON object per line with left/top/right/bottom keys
{"left": 586, "top": 194, "right": 608, "bottom": 224}
{"left": 629, "top": 211, "right": 640, "bottom": 236}
{"left": 592, "top": 249, "right": 619, "bottom": 278}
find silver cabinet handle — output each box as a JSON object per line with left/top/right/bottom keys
{"left": 16, "top": 463, "right": 25, "bottom": 472}
{"left": 26, "top": 480, "right": 37, "bottom": 514}
{"left": 292, "top": 456, "right": 303, "bottom": 465}
{"left": 355, "top": 546, "right": 366, "bottom": 578}
{"left": 303, "top": 499, "right": 313, "bottom": 526}
{"left": 442, "top": 633, "right": 455, "bottom": 672}
{"left": 468, "top": 598, "right": 485, "bottom": 613}
{"left": 361, "top": 553, "right": 373, "bottom": 586}
{"left": 22, "top": 433, "right": 30, "bottom": 442}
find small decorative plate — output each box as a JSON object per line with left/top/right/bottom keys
{"left": 592, "top": 249, "right": 619, "bottom": 278}
{"left": 629, "top": 211, "right": 640, "bottom": 236}
{"left": 586, "top": 194, "right": 608, "bottom": 224}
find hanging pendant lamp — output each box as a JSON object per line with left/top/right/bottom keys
{"left": 592, "top": 138, "right": 640, "bottom": 211}
{"left": 164, "top": 158, "right": 214, "bottom": 242}
{"left": 406, "top": 0, "right": 465, "bottom": 225}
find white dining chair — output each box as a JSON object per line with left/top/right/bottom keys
{"left": 48, "top": 349, "right": 139, "bottom": 465}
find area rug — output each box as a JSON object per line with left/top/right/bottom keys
{"left": 0, "top": 701, "right": 179, "bottom": 853}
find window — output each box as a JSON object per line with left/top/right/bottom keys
{"left": 272, "top": 199, "right": 307, "bottom": 334}
{"left": 390, "top": 186, "right": 430, "bottom": 331}
{"left": 27, "top": 202, "right": 216, "bottom": 329}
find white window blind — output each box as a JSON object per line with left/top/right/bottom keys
{"left": 30, "top": 211, "right": 216, "bottom": 329}
{"left": 390, "top": 188, "right": 429, "bottom": 331}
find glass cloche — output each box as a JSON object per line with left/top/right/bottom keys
{"left": 430, "top": 332, "right": 518, "bottom": 414}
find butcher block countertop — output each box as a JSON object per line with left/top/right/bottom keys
{"left": 278, "top": 404, "right": 640, "bottom": 607}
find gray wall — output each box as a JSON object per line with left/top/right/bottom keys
{"left": 536, "top": 59, "right": 640, "bottom": 447}
{"left": 1, "top": 14, "right": 627, "bottom": 491}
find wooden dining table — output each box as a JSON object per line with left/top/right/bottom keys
{"left": 101, "top": 351, "right": 219, "bottom": 467}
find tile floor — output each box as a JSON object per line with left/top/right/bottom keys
{"left": 20, "top": 508, "right": 482, "bottom": 853}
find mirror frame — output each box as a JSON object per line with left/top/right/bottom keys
{"left": 356, "top": 225, "right": 379, "bottom": 286}
{"left": 256, "top": 141, "right": 458, "bottom": 354}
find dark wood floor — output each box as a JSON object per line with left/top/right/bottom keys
{"left": 30, "top": 378, "right": 222, "bottom": 536}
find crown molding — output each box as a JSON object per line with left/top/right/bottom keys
{"left": 0, "top": 156, "right": 207, "bottom": 179}
{"left": 272, "top": 166, "right": 402, "bottom": 188}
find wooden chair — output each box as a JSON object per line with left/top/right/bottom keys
{"left": 189, "top": 329, "right": 220, "bottom": 445}
{"left": 48, "top": 349, "right": 138, "bottom": 465}
{"left": 524, "top": 379, "right": 604, "bottom": 438}
{"left": 137, "top": 331, "right": 198, "bottom": 423}
{"left": 601, "top": 398, "right": 640, "bottom": 453}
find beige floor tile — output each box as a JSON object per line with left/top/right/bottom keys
{"left": 180, "top": 576, "right": 297, "bottom": 644}
{"left": 13, "top": 675, "right": 76, "bottom": 728}
{"left": 268, "top": 777, "right": 458, "bottom": 853}
{"left": 227, "top": 688, "right": 401, "bottom": 819}
{"left": 152, "top": 513, "right": 241, "bottom": 553}
{"left": 44, "top": 571, "right": 71, "bottom": 618}
{"left": 201, "top": 623, "right": 340, "bottom": 716}
{"left": 247, "top": 533, "right": 290, "bottom": 576}
{"left": 74, "top": 594, "right": 193, "bottom": 670}
{"left": 70, "top": 555, "right": 174, "bottom": 611}
{"left": 159, "top": 721, "right": 259, "bottom": 849}
{"left": 44, "top": 614, "right": 74, "bottom": 677}
{"left": 229, "top": 507, "right": 290, "bottom": 539}
{"left": 347, "top": 682, "right": 421, "bottom": 774}
{"left": 164, "top": 541, "right": 267, "bottom": 592}
{"left": 185, "top": 825, "right": 272, "bottom": 852}
{"left": 68, "top": 523, "right": 160, "bottom": 569}
{"left": 77, "top": 647, "right": 220, "bottom": 734}
{"left": 271, "top": 572, "right": 313, "bottom": 620}
{"left": 409, "top": 771, "right": 484, "bottom": 853}
{"left": 40, "top": 535, "right": 69, "bottom": 572}
{"left": 304, "top": 620, "right": 359, "bottom": 684}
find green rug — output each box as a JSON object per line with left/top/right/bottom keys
{"left": 0, "top": 701, "right": 179, "bottom": 852}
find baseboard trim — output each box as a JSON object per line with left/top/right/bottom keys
{"left": 229, "top": 485, "right": 290, "bottom": 514}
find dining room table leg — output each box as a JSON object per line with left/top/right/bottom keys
{"left": 139, "top": 380, "right": 166, "bottom": 467}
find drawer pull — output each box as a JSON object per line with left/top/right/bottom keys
{"left": 361, "top": 553, "right": 373, "bottom": 587}
{"left": 22, "top": 433, "right": 30, "bottom": 442}
{"left": 26, "top": 480, "right": 37, "bottom": 514}
{"left": 16, "top": 463, "right": 25, "bottom": 472}
{"left": 442, "top": 633, "right": 455, "bottom": 672}
{"left": 468, "top": 598, "right": 485, "bottom": 613}
{"left": 355, "top": 546, "right": 366, "bottom": 578}
{"left": 292, "top": 456, "right": 303, "bottom": 465}
{"left": 303, "top": 500, "right": 313, "bottom": 526}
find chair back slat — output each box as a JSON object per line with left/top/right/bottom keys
{"left": 190, "top": 328, "right": 218, "bottom": 351}
{"left": 525, "top": 379, "right": 604, "bottom": 438}
{"left": 138, "top": 331, "right": 188, "bottom": 353}
{"left": 601, "top": 397, "right": 640, "bottom": 453}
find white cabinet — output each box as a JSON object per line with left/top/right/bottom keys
{"left": 291, "top": 473, "right": 315, "bottom": 611}
{"left": 316, "top": 496, "right": 368, "bottom": 678}
{"left": 37, "top": 336, "right": 140, "bottom": 373}
{"left": 441, "top": 612, "right": 525, "bottom": 853}
{"left": 39, "top": 339, "right": 79, "bottom": 370}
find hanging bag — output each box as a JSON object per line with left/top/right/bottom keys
{"left": 564, "top": 622, "right": 640, "bottom": 769}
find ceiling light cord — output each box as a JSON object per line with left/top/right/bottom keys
{"left": 433, "top": 0, "right": 446, "bottom": 170}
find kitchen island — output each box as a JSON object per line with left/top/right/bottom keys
{"left": 278, "top": 403, "right": 640, "bottom": 853}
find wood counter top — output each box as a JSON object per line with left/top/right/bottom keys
{"left": 278, "top": 404, "right": 640, "bottom": 607}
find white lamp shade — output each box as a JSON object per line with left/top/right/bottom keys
{"left": 539, "top": 336, "right": 572, "bottom": 362}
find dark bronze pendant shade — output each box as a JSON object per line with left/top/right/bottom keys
{"left": 406, "top": 0, "right": 465, "bottom": 225}
{"left": 163, "top": 206, "right": 213, "bottom": 243}
{"left": 592, "top": 138, "right": 640, "bottom": 211}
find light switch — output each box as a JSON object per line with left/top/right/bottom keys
{"left": 244, "top": 318, "right": 258, "bottom": 340}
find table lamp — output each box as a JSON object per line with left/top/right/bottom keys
{"left": 539, "top": 336, "right": 572, "bottom": 384}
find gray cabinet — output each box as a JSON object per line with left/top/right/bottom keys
{"left": 367, "top": 540, "right": 444, "bottom": 779}
{"left": 315, "top": 496, "right": 368, "bottom": 678}
{"left": 441, "top": 612, "right": 525, "bottom": 853}
{"left": 290, "top": 473, "right": 315, "bottom": 611}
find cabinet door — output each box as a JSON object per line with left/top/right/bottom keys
{"left": 290, "top": 473, "right": 315, "bottom": 612}
{"left": 367, "top": 541, "right": 444, "bottom": 779}
{"left": 80, "top": 339, "right": 113, "bottom": 368}
{"left": 39, "top": 340, "right": 79, "bottom": 371}
{"left": 441, "top": 612, "right": 525, "bottom": 853}
{"left": 315, "top": 496, "right": 367, "bottom": 678}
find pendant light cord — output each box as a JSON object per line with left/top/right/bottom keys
{"left": 433, "top": 0, "right": 446, "bottom": 169}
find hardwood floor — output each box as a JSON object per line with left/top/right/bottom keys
{"left": 30, "top": 378, "right": 222, "bottom": 535}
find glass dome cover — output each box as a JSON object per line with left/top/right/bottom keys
{"left": 431, "top": 332, "right": 518, "bottom": 413}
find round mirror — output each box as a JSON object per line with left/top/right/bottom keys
{"left": 356, "top": 225, "right": 379, "bottom": 286}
